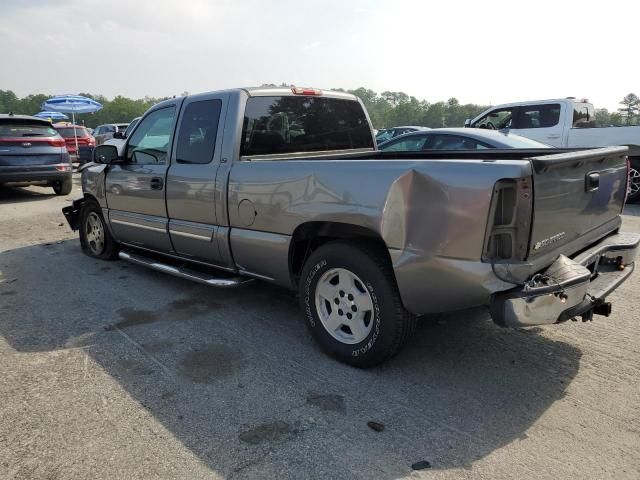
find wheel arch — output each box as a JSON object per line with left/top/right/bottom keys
{"left": 288, "top": 221, "right": 396, "bottom": 288}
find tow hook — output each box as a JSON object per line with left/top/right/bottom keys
{"left": 593, "top": 302, "right": 612, "bottom": 317}
{"left": 573, "top": 302, "right": 612, "bottom": 322}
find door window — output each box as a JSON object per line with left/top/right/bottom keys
{"left": 515, "top": 104, "right": 561, "bottom": 129}
{"left": 126, "top": 107, "right": 176, "bottom": 165}
{"left": 176, "top": 99, "right": 222, "bottom": 164}
{"left": 472, "top": 108, "right": 516, "bottom": 130}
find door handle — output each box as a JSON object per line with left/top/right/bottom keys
{"left": 586, "top": 172, "right": 600, "bottom": 192}
{"left": 150, "top": 177, "right": 164, "bottom": 190}
{"left": 546, "top": 134, "right": 561, "bottom": 139}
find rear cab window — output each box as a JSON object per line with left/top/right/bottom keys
{"left": 572, "top": 103, "right": 596, "bottom": 128}
{"left": 241, "top": 96, "right": 373, "bottom": 156}
{"left": 56, "top": 127, "right": 90, "bottom": 138}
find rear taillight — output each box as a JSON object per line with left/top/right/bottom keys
{"left": 0, "top": 136, "right": 66, "bottom": 146}
{"left": 624, "top": 156, "right": 630, "bottom": 206}
{"left": 47, "top": 138, "right": 66, "bottom": 147}
{"left": 483, "top": 178, "right": 533, "bottom": 262}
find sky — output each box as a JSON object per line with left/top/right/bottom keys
{"left": 1, "top": 0, "right": 637, "bottom": 111}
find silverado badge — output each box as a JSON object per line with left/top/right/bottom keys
{"left": 533, "top": 232, "right": 567, "bottom": 250}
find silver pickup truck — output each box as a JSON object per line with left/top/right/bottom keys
{"left": 62, "top": 87, "right": 639, "bottom": 367}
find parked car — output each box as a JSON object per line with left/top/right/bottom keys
{"left": 53, "top": 123, "right": 96, "bottom": 163}
{"left": 375, "top": 125, "right": 429, "bottom": 144}
{"left": 0, "top": 114, "right": 72, "bottom": 194}
{"left": 93, "top": 123, "right": 129, "bottom": 145}
{"left": 378, "top": 128, "right": 551, "bottom": 151}
{"left": 466, "top": 98, "right": 640, "bottom": 201}
{"left": 63, "top": 87, "right": 638, "bottom": 367}
{"left": 103, "top": 116, "right": 141, "bottom": 151}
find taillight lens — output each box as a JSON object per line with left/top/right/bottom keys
{"left": 48, "top": 137, "right": 66, "bottom": 147}
{"left": 624, "top": 156, "right": 630, "bottom": 206}
{"left": 483, "top": 177, "right": 533, "bottom": 262}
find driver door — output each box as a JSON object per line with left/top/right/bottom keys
{"left": 105, "top": 103, "right": 180, "bottom": 252}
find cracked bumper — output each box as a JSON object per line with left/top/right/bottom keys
{"left": 490, "top": 232, "right": 640, "bottom": 327}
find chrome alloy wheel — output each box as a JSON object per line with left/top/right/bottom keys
{"left": 314, "top": 268, "right": 375, "bottom": 345}
{"left": 629, "top": 166, "right": 640, "bottom": 199}
{"left": 85, "top": 212, "right": 105, "bottom": 255}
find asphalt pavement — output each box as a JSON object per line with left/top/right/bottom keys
{"left": 1, "top": 175, "right": 639, "bottom": 479}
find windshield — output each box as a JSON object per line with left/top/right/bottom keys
{"left": 376, "top": 130, "right": 394, "bottom": 143}
{"left": 124, "top": 118, "right": 140, "bottom": 137}
{"left": 0, "top": 122, "right": 59, "bottom": 138}
{"left": 56, "top": 127, "right": 90, "bottom": 138}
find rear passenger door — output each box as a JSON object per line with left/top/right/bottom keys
{"left": 511, "top": 103, "right": 565, "bottom": 146}
{"left": 166, "top": 93, "right": 229, "bottom": 266}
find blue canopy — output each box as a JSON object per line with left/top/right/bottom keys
{"left": 34, "top": 111, "right": 69, "bottom": 120}
{"left": 41, "top": 95, "right": 103, "bottom": 114}
{"left": 41, "top": 95, "right": 103, "bottom": 154}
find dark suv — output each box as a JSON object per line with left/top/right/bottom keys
{"left": 0, "top": 114, "right": 73, "bottom": 195}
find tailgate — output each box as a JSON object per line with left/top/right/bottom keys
{"left": 0, "top": 142, "right": 63, "bottom": 166}
{"left": 528, "top": 146, "right": 628, "bottom": 258}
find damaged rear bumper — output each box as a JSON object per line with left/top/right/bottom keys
{"left": 490, "top": 232, "right": 640, "bottom": 327}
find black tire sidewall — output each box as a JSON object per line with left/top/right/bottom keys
{"left": 79, "top": 200, "right": 116, "bottom": 259}
{"left": 300, "top": 242, "right": 402, "bottom": 365}
{"left": 53, "top": 177, "right": 72, "bottom": 195}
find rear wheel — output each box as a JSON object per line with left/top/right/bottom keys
{"left": 52, "top": 177, "right": 72, "bottom": 195}
{"left": 79, "top": 200, "right": 119, "bottom": 260}
{"left": 299, "top": 241, "right": 416, "bottom": 368}
{"left": 628, "top": 158, "right": 640, "bottom": 203}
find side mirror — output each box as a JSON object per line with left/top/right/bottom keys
{"left": 93, "top": 144, "right": 120, "bottom": 164}
{"left": 113, "top": 131, "right": 125, "bottom": 139}
{"left": 464, "top": 119, "right": 472, "bottom": 128}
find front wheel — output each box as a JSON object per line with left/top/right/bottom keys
{"left": 299, "top": 241, "right": 416, "bottom": 368}
{"left": 79, "top": 200, "right": 119, "bottom": 260}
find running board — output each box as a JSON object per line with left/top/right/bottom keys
{"left": 118, "top": 250, "right": 252, "bottom": 288}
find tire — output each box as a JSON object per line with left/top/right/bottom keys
{"left": 79, "top": 199, "right": 119, "bottom": 260}
{"left": 299, "top": 241, "right": 416, "bottom": 368}
{"left": 52, "top": 177, "right": 72, "bottom": 195}
{"left": 627, "top": 158, "right": 640, "bottom": 204}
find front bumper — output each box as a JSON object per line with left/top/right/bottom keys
{"left": 62, "top": 197, "right": 86, "bottom": 231}
{"left": 490, "top": 232, "right": 639, "bottom": 327}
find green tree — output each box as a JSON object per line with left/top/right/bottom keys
{"left": 618, "top": 93, "right": 639, "bottom": 125}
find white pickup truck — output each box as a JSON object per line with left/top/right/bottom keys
{"left": 466, "top": 98, "right": 640, "bottom": 201}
